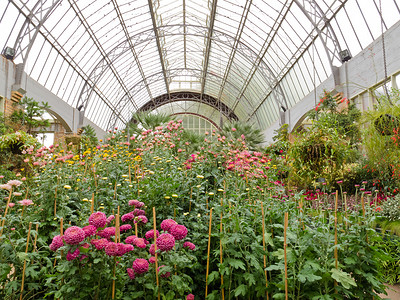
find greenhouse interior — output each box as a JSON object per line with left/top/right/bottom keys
{"left": 1, "top": 0, "right": 400, "bottom": 299}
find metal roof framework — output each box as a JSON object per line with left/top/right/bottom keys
{"left": 1, "top": 0, "right": 400, "bottom": 131}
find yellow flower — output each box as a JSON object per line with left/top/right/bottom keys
{"left": 165, "top": 196, "right": 171, "bottom": 199}
{"left": 172, "top": 194, "right": 178, "bottom": 198}
{"left": 129, "top": 185, "right": 133, "bottom": 188}
{"left": 122, "top": 174, "right": 128, "bottom": 178}
{"left": 77, "top": 179, "right": 80, "bottom": 182}
{"left": 64, "top": 185, "right": 71, "bottom": 189}
{"left": 99, "top": 206, "right": 104, "bottom": 209}
{"left": 196, "top": 175, "right": 204, "bottom": 179}
{"left": 218, "top": 189, "right": 224, "bottom": 192}
{"left": 196, "top": 185, "right": 201, "bottom": 188}
{"left": 183, "top": 212, "right": 189, "bottom": 216}
{"left": 208, "top": 192, "right": 214, "bottom": 196}
{"left": 82, "top": 198, "right": 88, "bottom": 202}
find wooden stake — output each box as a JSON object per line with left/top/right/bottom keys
{"left": 220, "top": 198, "right": 225, "bottom": 300}
{"left": 361, "top": 195, "right": 365, "bottom": 217}
{"left": 0, "top": 188, "right": 13, "bottom": 237}
{"left": 284, "top": 212, "right": 288, "bottom": 300}
{"left": 334, "top": 191, "right": 339, "bottom": 269}
{"left": 112, "top": 207, "right": 120, "bottom": 300}
{"left": 205, "top": 208, "right": 213, "bottom": 299}
{"left": 134, "top": 223, "right": 138, "bottom": 237}
{"left": 20, "top": 222, "right": 32, "bottom": 300}
{"left": 261, "top": 202, "right": 270, "bottom": 300}
{"left": 90, "top": 193, "right": 95, "bottom": 214}
{"left": 153, "top": 207, "right": 160, "bottom": 300}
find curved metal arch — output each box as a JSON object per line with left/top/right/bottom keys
{"left": 11, "top": 0, "right": 63, "bottom": 65}
{"left": 107, "top": 67, "right": 250, "bottom": 130}
{"left": 138, "top": 91, "right": 239, "bottom": 121}
{"left": 170, "top": 112, "right": 221, "bottom": 131}
{"left": 77, "top": 24, "right": 283, "bottom": 125}
{"left": 246, "top": 0, "right": 346, "bottom": 121}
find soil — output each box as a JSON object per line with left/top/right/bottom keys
{"left": 379, "top": 284, "right": 400, "bottom": 299}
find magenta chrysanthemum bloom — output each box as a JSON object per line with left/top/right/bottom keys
{"left": 160, "top": 219, "right": 177, "bottom": 232}
{"left": 64, "top": 226, "right": 85, "bottom": 245}
{"left": 80, "top": 254, "right": 88, "bottom": 261}
{"left": 183, "top": 241, "right": 196, "bottom": 250}
{"left": 156, "top": 233, "right": 175, "bottom": 252}
{"left": 145, "top": 229, "right": 160, "bottom": 240}
{"left": 123, "top": 244, "right": 134, "bottom": 253}
{"left": 169, "top": 224, "right": 188, "bottom": 240}
{"left": 158, "top": 265, "right": 171, "bottom": 278}
{"left": 91, "top": 238, "right": 109, "bottom": 250}
{"left": 132, "top": 258, "right": 149, "bottom": 274}
{"left": 134, "top": 238, "right": 147, "bottom": 249}
{"left": 49, "top": 235, "right": 64, "bottom": 251}
{"left": 89, "top": 212, "right": 107, "bottom": 228}
{"left": 121, "top": 212, "right": 134, "bottom": 223}
{"left": 125, "top": 235, "right": 137, "bottom": 244}
{"left": 120, "top": 224, "right": 132, "bottom": 232}
{"left": 127, "top": 268, "right": 135, "bottom": 280}
{"left": 106, "top": 215, "right": 115, "bottom": 224}
{"left": 82, "top": 225, "right": 97, "bottom": 238}
{"left": 97, "top": 227, "right": 115, "bottom": 239}
{"left": 134, "top": 215, "right": 148, "bottom": 224}
{"left": 66, "top": 248, "right": 80, "bottom": 261}
{"left": 128, "top": 199, "right": 140, "bottom": 207}
{"left": 105, "top": 242, "right": 119, "bottom": 256}
{"left": 133, "top": 209, "right": 145, "bottom": 216}
{"left": 149, "top": 256, "right": 156, "bottom": 264}
{"left": 149, "top": 244, "right": 156, "bottom": 255}
{"left": 186, "top": 294, "right": 195, "bottom": 300}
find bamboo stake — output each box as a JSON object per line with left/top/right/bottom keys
{"left": 0, "top": 187, "right": 13, "bottom": 237}
{"left": 344, "top": 194, "right": 348, "bottom": 229}
{"left": 284, "top": 212, "right": 288, "bottom": 300}
{"left": 220, "top": 198, "right": 225, "bottom": 300}
{"left": 361, "top": 195, "right": 365, "bottom": 218}
{"left": 112, "top": 207, "right": 120, "bottom": 299}
{"left": 261, "top": 202, "right": 270, "bottom": 300}
{"left": 153, "top": 207, "right": 160, "bottom": 300}
{"left": 189, "top": 187, "right": 193, "bottom": 212}
{"left": 54, "top": 176, "right": 59, "bottom": 217}
{"left": 205, "top": 208, "right": 213, "bottom": 299}
{"left": 33, "top": 223, "right": 39, "bottom": 252}
{"left": 334, "top": 191, "right": 339, "bottom": 270}
{"left": 90, "top": 193, "right": 95, "bottom": 214}
{"left": 20, "top": 222, "right": 32, "bottom": 300}
{"left": 134, "top": 223, "right": 138, "bottom": 237}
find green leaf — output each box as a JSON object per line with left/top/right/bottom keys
{"left": 297, "top": 271, "right": 322, "bottom": 283}
{"left": 265, "top": 264, "right": 283, "bottom": 271}
{"left": 234, "top": 284, "right": 247, "bottom": 297}
{"left": 243, "top": 273, "right": 256, "bottom": 286}
{"left": 226, "top": 258, "right": 245, "bottom": 270}
{"left": 330, "top": 268, "right": 357, "bottom": 289}
{"left": 207, "top": 271, "right": 219, "bottom": 285}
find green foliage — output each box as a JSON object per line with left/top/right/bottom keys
{"left": 129, "top": 111, "right": 175, "bottom": 132}
{"left": 221, "top": 120, "right": 264, "bottom": 150}
{"left": 361, "top": 88, "right": 400, "bottom": 191}
{"left": 380, "top": 195, "right": 400, "bottom": 222}
{"left": 10, "top": 96, "right": 51, "bottom": 135}
{"left": 81, "top": 124, "right": 98, "bottom": 148}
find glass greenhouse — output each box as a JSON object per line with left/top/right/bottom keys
{"left": 1, "top": 1, "right": 400, "bottom": 299}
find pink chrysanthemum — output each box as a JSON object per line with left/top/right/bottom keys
{"left": 123, "top": 244, "right": 134, "bottom": 253}
{"left": 82, "top": 225, "right": 97, "bottom": 238}
{"left": 7, "top": 180, "right": 22, "bottom": 187}
{"left": 49, "top": 235, "right": 64, "bottom": 251}
{"left": 125, "top": 235, "right": 137, "bottom": 244}
{"left": 156, "top": 233, "right": 175, "bottom": 252}
{"left": 134, "top": 238, "right": 147, "bottom": 249}
{"left": 134, "top": 215, "right": 148, "bottom": 224}
{"left": 149, "top": 243, "right": 156, "bottom": 255}
{"left": 80, "top": 255, "right": 88, "bottom": 261}
{"left": 158, "top": 265, "right": 171, "bottom": 278}
{"left": 149, "top": 256, "right": 156, "bottom": 264}
{"left": 145, "top": 229, "right": 160, "bottom": 240}
{"left": 105, "top": 242, "right": 119, "bottom": 256}
{"left": 97, "top": 227, "right": 115, "bottom": 239}
{"left": 133, "top": 209, "right": 145, "bottom": 216}
{"left": 106, "top": 215, "right": 115, "bottom": 224}
{"left": 89, "top": 212, "right": 107, "bottom": 228}
{"left": 183, "top": 241, "right": 196, "bottom": 250}
{"left": 66, "top": 248, "right": 80, "bottom": 261}
{"left": 128, "top": 199, "right": 140, "bottom": 207}
{"left": 132, "top": 258, "right": 149, "bottom": 274}
{"left": 121, "top": 212, "right": 134, "bottom": 223}
{"left": 91, "top": 238, "right": 109, "bottom": 250}
{"left": 64, "top": 226, "right": 85, "bottom": 245}
{"left": 160, "top": 219, "right": 177, "bottom": 232}
{"left": 18, "top": 199, "right": 33, "bottom": 206}
{"left": 120, "top": 224, "right": 132, "bottom": 232}
{"left": 127, "top": 268, "right": 135, "bottom": 280}
{"left": 169, "top": 224, "right": 188, "bottom": 240}
{"left": 186, "top": 294, "right": 195, "bottom": 300}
